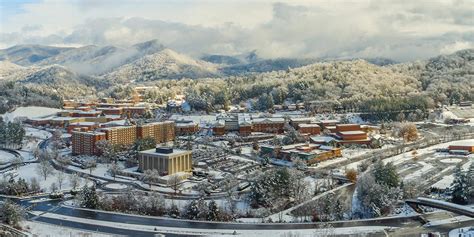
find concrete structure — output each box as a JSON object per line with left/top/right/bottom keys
{"left": 138, "top": 147, "right": 192, "bottom": 175}
{"left": 72, "top": 131, "right": 106, "bottom": 155}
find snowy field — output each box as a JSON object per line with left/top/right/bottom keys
{"left": 383, "top": 139, "right": 474, "bottom": 166}
{"left": 0, "top": 150, "right": 16, "bottom": 164}
{"left": 4, "top": 163, "right": 90, "bottom": 192}
{"left": 2, "top": 106, "right": 61, "bottom": 122}
{"left": 23, "top": 221, "right": 113, "bottom": 237}
{"left": 25, "top": 127, "right": 52, "bottom": 139}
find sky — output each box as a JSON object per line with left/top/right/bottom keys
{"left": 0, "top": 0, "right": 473, "bottom": 61}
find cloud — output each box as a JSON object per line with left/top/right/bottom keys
{"left": 0, "top": 1, "right": 473, "bottom": 61}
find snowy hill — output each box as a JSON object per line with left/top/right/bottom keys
{"left": 104, "top": 48, "right": 220, "bottom": 82}
{"left": 0, "top": 44, "right": 74, "bottom": 66}
{"left": 38, "top": 39, "right": 166, "bottom": 75}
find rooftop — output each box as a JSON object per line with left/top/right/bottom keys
{"left": 338, "top": 131, "right": 366, "bottom": 135}
{"left": 140, "top": 147, "right": 191, "bottom": 157}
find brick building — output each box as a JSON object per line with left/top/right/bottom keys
{"left": 298, "top": 123, "right": 321, "bottom": 135}
{"left": 175, "top": 122, "right": 199, "bottom": 136}
{"left": 102, "top": 126, "right": 137, "bottom": 145}
{"left": 72, "top": 131, "right": 106, "bottom": 155}
{"left": 252, "top": 118, "right": 285, "bottom": 133}
{"left": 137, "top": 121, "right": 175, "bottom": 144}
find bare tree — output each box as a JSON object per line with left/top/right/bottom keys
{"left": 36, "top": 160, "right": 54, "bottom": 181}
{"left": 69, "top": 173, "right": 81, "bottom": 190}
{"left": 84, "top": 159, "right": 97, "bottom": 175}
{"left": 56, "top": 171, "right": 66, "bottom": 190}
{"left": 109, "top": 163, "right": 121, "bottom": 180}
{"left": 142, "top": 169, "right": 159, "bottom": 188}
{"left": 50, "top": 182, "right": 58, "bottom": 192}
{"left": 168, "top": 174, "right": 182, "bottom": 195}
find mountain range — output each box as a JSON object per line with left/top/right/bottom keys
{"left": 0, "top": 39, "right": 404, "bottom": 84}
{"left": 0, "top": 39, "right": 472, "bottom": 102}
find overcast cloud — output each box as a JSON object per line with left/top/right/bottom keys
{"left": 0, "top": 0, "right": 473, "bottom": 61}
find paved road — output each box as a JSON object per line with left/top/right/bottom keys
{"left": 28, "top": 200, "right": 422, "bottom": 230}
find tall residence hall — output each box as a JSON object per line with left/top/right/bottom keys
{"left": 71, "top": 121, "right": 176, "bottom": 155}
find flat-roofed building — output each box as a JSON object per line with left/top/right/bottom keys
{"left": 319, "top": 119, "right": 340, "bottom": 128}
{"left": 298, "top": 123, "right": 321, "bottom": 135}
{"left": 102, "top": 126, "right": 137, "bottom": 145}
{"left": 67, "top": 121, "right": 99, "bottom": 133}
{"left": 213, "top": 121, "right": 225, "bottom": 136}
{"left": 72, "top": 131, "right": 106, "bottom": 155}
{"left": 336, "top": 124, "right": 361, "bottom": 132}
{"left": 252, "top": 118, "right": 285, "bottom": 133}
{"left": 96, "top": 107, "right": 123, "bottom": 115}
{"left": 260, "top": 143, "right": 342, "bottom": 165}
{"left": 137, "top": 121, "right": 175, "bottom": 144}
{"left": 448, "top": 142, "right": 474, "bottom": 153}
{"left": 336, "top": 131, "right": 370, "bottom": 144}
{"left": 175, "top": 121, "right": 199, "bottom": 135}
{"left": 138, "top": 147, "right": 192, "bottom": 175}
{"left": 238, "top": 121, "right": 252, "bottom": 136}
{"left": 289, "top": 117, "right": 316, "bottom": 129}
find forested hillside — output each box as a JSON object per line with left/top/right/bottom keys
{"left": 0, "top": 43, "right": 472, "bottom": 117}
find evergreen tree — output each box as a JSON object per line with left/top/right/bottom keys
{"left": 451, "top": 166, "right": 469, "bottom": 204}
{"left": 334, "top": 199, "right": 344, "bottom": 220}
{"left": 372, "top": 160, "right": 399, "bottom": 188}
{"left": 168, "top": 204, "right": 180, "bottom": 218}
{"left": 207, "top": 200, "right": 220, "bottom": 221}
{"left": 80, "top": 185, "right": 99, "bottom": 209}
{"left": 185, "top": 200, "right": 200, "bottom": 220}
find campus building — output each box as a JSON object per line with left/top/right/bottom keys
{"left": 175, "top": 121, "right": 199, "bottom": 136}
{"left": 298, "top": 123, "right": 321, "bottom": 135}
{"left": 448, "top": 142, "right": 474, "bottom": 153}
{"left": 260, "top": 143, "right": 342, "bottom": 165}
{"left": 72, "top": 131, "right": 106, "bottom": 155}
{"left": 252, "top": 118, "right": 285, "bottom": 133}
{"left": 138, "top": 147, "right": 192, "bottom": 175}
{"left": 102, "top": 126, "right": 137, "bottom": 146}
{"left": 136, "top": 121, "right": 175, "bottom": 144}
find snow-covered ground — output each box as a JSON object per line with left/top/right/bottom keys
{"left": 2, "top": 106, "right": 61, "bottom": 122}
{"left": 404, "top": 161, "right": 434, "bottom": 181}
{"left": 0, "top": 150, "right": 16, "bottom": 164}
{"left": 431, "top": 157, "right": 472, "bottom": 189}
{"left": 439, "top": 158, "right": 463, "bottom": 164}
{"left": 25, "top": 127, "right": 52, "bottom": 140}
{"left": 4, "top": 163, "right": 90, "bottom": 192}
{"left": 449, "top": 226, "right": 474, "bottom": 237}
{"left": 23, "top": 221, "right": 113, "bottom": 237}
{"left": 384, "top": 139, "right": 474, "bottom": 166}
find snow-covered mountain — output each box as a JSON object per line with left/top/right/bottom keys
{"left": 104, "top": 48, "right": 220, "bottom": 82}
{"left": 37, "top": 39, "right": 166, "bottom": 75}
{"left": 0, "top": 45, "right": 74, "bottom": 66}
{"left": 0, "top": 60, "right": 41, "bottom": 81}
